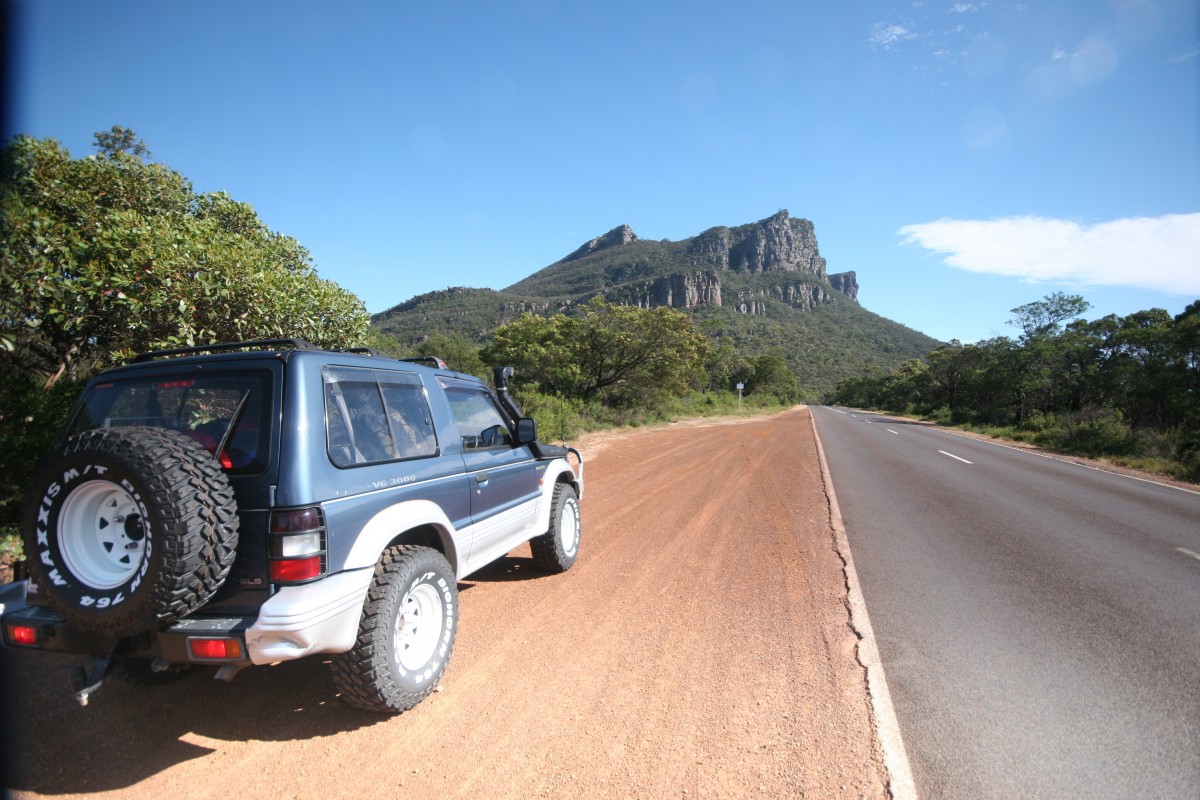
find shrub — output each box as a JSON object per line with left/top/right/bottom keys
{"left": 1036, "top": 408, "right": 1141, "bottom": 457}
{"left": 0, "top": 370, "right": 88, "bottom": 526}
{"left": 925, "top": 405, "right": 952, "bottom": 424}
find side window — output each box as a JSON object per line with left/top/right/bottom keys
{"left": 378, "top": 373, "right": 438, "bottom": 459}
{"left": 323, "top": 367, "right": 437, "bottom": 467}
{"left": 444, "top": 387, "right": 513, "bottom": 450}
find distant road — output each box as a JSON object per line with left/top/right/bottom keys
{"left": 812, "top": 406, "right": 1200, "bottom": 799}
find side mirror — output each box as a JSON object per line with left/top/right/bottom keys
{"left": 514, "top": 417, "right": 536, "bottom": 446}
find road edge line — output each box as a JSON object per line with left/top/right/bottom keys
{"left": 809, "top": 410, "right": 919, "bottom": 800}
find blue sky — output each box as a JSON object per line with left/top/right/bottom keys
{"left": 7, "top": 0, "right": 1198, "bottom": 344}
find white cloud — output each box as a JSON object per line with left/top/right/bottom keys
{"left": 870, "top": 23, "right": 918, "bottom": 50}
{"left": 898, "top": 214, "right": 1200, "bottom": 294}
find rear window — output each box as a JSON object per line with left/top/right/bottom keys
{"left": 69, "top": 371, "right": 272, "bottom": 475}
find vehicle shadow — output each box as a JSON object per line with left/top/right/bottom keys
{"left": 3, "top": 645, "right": 385, "bottom": 795}
{"left": 465, "top": 554, "right": 550, "bottom": 583}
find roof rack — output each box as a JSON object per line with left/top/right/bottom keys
{"left": 132, "top": 338, "right": 321, "bottom": 363}
{"left": 400, "top": 356, "right": 449, "bottom": 369}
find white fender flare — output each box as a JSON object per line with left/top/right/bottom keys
{"left": 343, "top": 499, "right": 460, "bottom": 572}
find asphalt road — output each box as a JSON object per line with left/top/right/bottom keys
{"left": 811, "top": 406, "right": 1200, "bottom": 799}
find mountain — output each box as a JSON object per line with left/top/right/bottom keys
{"left": 372, "top": 210, "right": 940, "bottom": 395}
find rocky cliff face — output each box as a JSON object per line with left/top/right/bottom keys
{"left": 614, "top": 271, "right": 723, "bottom": 310}
{"left": 431, "top": 211, "right": 861, "bottom": 325}
{"left": 611, "top": 270, "right": 854, "bottom": 314}
{"left": 729, "top": 211, "right": 827, "bottom": 276}
{"left": 735, "top": 282, "right": 837, "bottom": 315}
{"left": 828, "top": 271, "right": 858, "bottom": 301}
{"left": 686, "top": 211, "right": 827, "bottom": 277}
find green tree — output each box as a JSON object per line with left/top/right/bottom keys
{"left": 413, "top": 333, "right": 486, "bottom": 378}
{"left": 0, "top": 127, "right": 371, "bottom": 526}
{"left": 481, "top": 298, "right": 709, "bottom": 408}
{"left": 746, "top": 354, "right": 803, "bottom": 404}
{"left": 829, "top": 292, "right": 1200, "bottom": 477}
{"left": 0, "top": 128, "right": 370, "bottom": 388}
{"left": 1008, "top": 292, "right": 1092, "bottom": 341}
{"left": 704, "top": 342, "right": 754, "bottom": 392}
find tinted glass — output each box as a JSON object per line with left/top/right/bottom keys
{"left": 324, "top": 367, "right": 437, "bottom": 467}
{"left": 70, "top": 371, "right": 271, "bottom": 475}
{"left": 444, "top": 387, "right": 513, "bottom": 449}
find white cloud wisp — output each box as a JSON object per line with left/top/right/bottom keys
{"left": 899, "top": 213, "right": 1200, "bottom": 294}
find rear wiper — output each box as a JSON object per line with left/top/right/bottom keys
{"left": 214, "top": 391, "right": 252, "bottom": 462}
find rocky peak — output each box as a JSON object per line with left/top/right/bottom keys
{"left": 560, "top": 224, "right": 638, "bottom": 263}
{"left": 685, "top": 211, "right": 826, "bottom": 277}
{"left": 729, "top": 210, "right": 826, "bottom": 276}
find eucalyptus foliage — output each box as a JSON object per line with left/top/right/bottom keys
{"left": 0, "top": 127, "right": 370, "bottom": 527}
{"left": 481, "top": 297, "right": 709, "bottom": 409}
{"left": 832, "top": 294, "right": 1200, "bottom": 477}
{"left": 0, "top": 127, "right": 369, "bottom": 388}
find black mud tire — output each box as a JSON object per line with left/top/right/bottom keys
{"left": 21, "top": 427, "right": 239, "bottom": 638}
{"left": 529, "top": 483, "right": 580, "bottom": 573}
{"left": 331, "top": 545, "right": 458, "bottom": 714}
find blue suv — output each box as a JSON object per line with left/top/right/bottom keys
{"left": 0, "top": 339, "right": 583, "bottom": 713}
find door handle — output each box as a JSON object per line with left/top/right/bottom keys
{"left": 475, "top": 473, "right": 490, "bottom": 487}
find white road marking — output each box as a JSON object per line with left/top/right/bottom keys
{"left": 887, "top": 429, "right": 900, "bottom": 435}
{"left": 939, "top": 450, "right": 973, "bottom": 464}
{"left": 1177, "top": 547, "right": 1200, "bottom": 563}
{"left": 931, "top": 430, "right": 1200, "bottom": 496}
{"left": 825, "top": 406, "right": 1199, "bottom": 495}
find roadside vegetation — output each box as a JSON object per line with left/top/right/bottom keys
{"left": 1, "top": 128, "right": 370, "bottom": 542}
{"left": 830, "top": 292, "right": 1200, "bottom": 483}
{"left": 5, "top": 128, "right": 1195, "bottom": 587}
{"left": 0, "top": 525, "right": 20, "bottom": 582}
{"left": 0, "top": 128, "right": 804, "bottom": 559}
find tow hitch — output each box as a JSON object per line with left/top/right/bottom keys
{"left": 70, "top": 652, "right": 115, "bottom": 706}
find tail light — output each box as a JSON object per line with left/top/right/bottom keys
{"left": 188, "top": 637, "right": 245, "bottom": 661}
{"left": 268, "top": 507, "right": 327, "bottom": 585}
{"left": 3, "top": 622, "right": 40, "bottom": 647}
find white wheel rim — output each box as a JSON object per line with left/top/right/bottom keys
{"left": 58, "top": 480, "right": 147, "bottom": 590}
{"left": 558, "top": 499, "right": 579, "bottom": 557}
{"left": 394, "top": 582, "right": 444, "bottom": 672}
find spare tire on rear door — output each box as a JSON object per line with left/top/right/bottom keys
{"left": 22, "top": 426, "right": 240, "bottom": 638}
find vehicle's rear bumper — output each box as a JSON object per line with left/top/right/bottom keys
{"left": 244, "top": 567, "right": 372, "bottom": 665}
{"left": 1, "top": 580, "right": 256, "bottom": 665}
{"left": 2, "top": 567, "right": 373, "bottom": 667}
